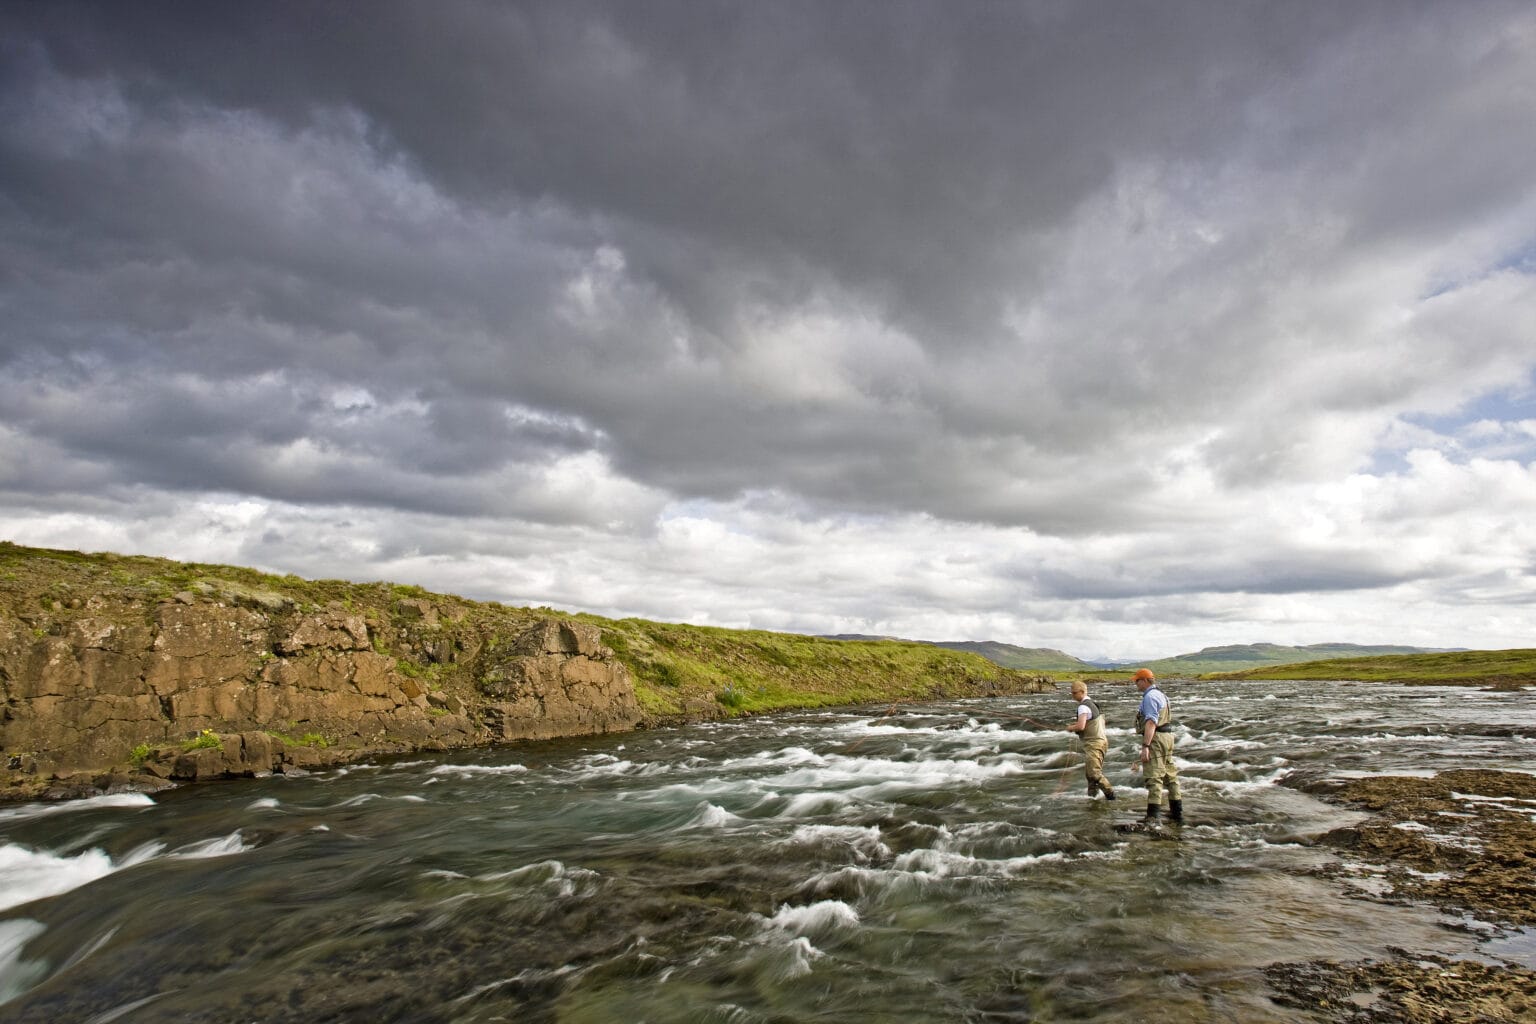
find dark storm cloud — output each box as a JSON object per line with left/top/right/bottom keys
{"left": 16, "top": 0, "right": 1428, "bottom": 357}
{"left": 1, "top": 0, "right": 1533, "bottom": 558}
{"left": 1026, "top": 554, "right": 1432, "bottom": 601}
{"left": 0, "top": 363, "right": 618, "bottom": 521}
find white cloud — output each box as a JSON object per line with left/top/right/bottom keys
{"left": 1, "top": 2, "right": 1534, "bottom": 658}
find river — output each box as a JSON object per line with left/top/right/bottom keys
{"left": 2, "top": 679, "right": 1533, "bottom": 1022}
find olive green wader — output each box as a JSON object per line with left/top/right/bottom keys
{"left": 1077, "top": 697, "right": 1115, "bottom": 800}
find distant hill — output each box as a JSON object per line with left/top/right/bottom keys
{"left": 828, "top": 637, "right": 1463, "bottom": 676}
{"left": 823, "top": 635, "right": 1094, "bottom": 672}
{"left": 926, "top": 641, "right": 1095, "bottom": 672}
{"left": 1140, "top": 643, "right": 1458, "bottom": 676}
{"left": 1206, "top": 648, "right": 1535, "bottom": 686}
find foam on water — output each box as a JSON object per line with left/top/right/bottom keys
{"left": 0, "top": 793, "right": 155, "bottom": 824}
{"left": 0, "top": 841, "right": 163, "bottom": 913}
{"left": 0, "top": 919, "right": 48, "bottom": 1007}
{"left": 688, "top": 802, "right": 746, "bottom": 829}
{"left": 715, "top": 746, "right": 829, "bottom": 773}
{"left": 565, "top": 757, "right": 662, "bottom": 779}
{"left": 170, "top": 831, "right": 252, "bottom": 860}
{"left": 775, "top": 791, "right": 856, "bottom": 818}
{"left": 760, "top": 934, "right": 823, "bottom": 980}
{"left": 427, "top": 762, "right": 529, "bottom": 777}
{"left": 779, "top": 824, "right": 891, "bottom": 862}
{"left": 335, "top": 793, "right": 383, "bottom": 807}
{"left": 1194, "top": 766, "right": 1290, "bottom": 794}
{"left": 433, "top": 859, "right": 605, "bottom": 901}
{"left": 451, "top": 964, "right": 582, "bottom": 1005}
{"left": 764, "top": 899, "right": 860, "bottom": 936}
{"left": 892, "top": 847, "right": 1066, "bottom": 878}
{"left": 766, "top": 752, "right": 1027, "bottom": 792}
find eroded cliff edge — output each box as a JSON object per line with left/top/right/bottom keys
{"left": 2, "top": 562, "right": 638, "bottom": 800}
{"left": 1, "top": 543, "right": 1052, "bottom": 802}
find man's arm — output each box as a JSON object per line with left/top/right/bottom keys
{"left": 1067, "top": 709, "right": 1089, "bottom": 733}
{"left": 1138, "top": 696, "right": 1156, "bottom": 761}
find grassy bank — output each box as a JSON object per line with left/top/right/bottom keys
{"left": 575, "top": 614, "right": 1048, "bottom": 720}
{"left": 0, "top": 542, "right": 1052, "bottom": 725}
{"left": 1204, "top": 648, "right": 1536, "bottom": 687}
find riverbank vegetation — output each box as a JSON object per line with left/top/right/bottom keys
{"left": 6, "top": 542, "right": 1530, "bottom": 726}
{"left": 1204, "top": 647, "right": 1536, "bottom": 686}
{"left": 577, "top": 614, "right": 1045, "bottom": 720}
{"left": 1140, "top": 642, "right": 1455, "bottom": 676}
{"left": 0, "top": 542, "right": 1049, "bottom": 729}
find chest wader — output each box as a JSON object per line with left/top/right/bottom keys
{"left": 1135, "top": 688, "right": 1182, "bottom": 822}
{"left": 1077, "top": 698, "right": 1115, "bottom": 801}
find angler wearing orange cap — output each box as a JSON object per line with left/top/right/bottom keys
{"left": 1132, "top": 668, "right": 1181, "bottom": 823}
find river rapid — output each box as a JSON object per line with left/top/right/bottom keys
{"left": 2, "top": 680, "right": 1533, "bottom": 1022}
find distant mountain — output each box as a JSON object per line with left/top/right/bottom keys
{"left": 926, "top": 641, "right": 1095, "bottom": 672}
{"left": 823, "top": 636, "right": 1461, "bottom": 676}
{"left": 1139, "top": 642, "right": 1460, "bottom": 676}
{"left": 822, "top": 635, "right": 1095, "bottom": 672}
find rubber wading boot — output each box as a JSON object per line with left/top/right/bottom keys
{"left": 1168, "top": 799, "right": 1183, "bottom": 822}
{"left": 1102, "top": 786, "right": 1116, "bottom": 801}
{"left": 1087, "top": 782, "right": 1098, "bottom": 799}
{"left": 1143, "top": 804, "right": 1162, "bottom": 823}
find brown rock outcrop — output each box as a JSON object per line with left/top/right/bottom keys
{"left": 478, "top": 620, "right": 642, "bottom": 740}
{"left": 1, "top": 592, "right": 641, "bottom": 799}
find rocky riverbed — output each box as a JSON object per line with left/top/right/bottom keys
{"left": 1267, "top": 768, "right": 1536, "bottom": 1022}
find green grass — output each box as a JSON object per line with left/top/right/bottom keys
{"left": 181, "top": 729, "right": 223, "bottom": 751}
{"left": 928, "top": 640, "right": 1094, "bottom": 672}
{"left": 1204, "top": 648, "right": 1536, "bottom": 685}
{"left": 0, "top": 541, "right": 1051, "bottom": 726}
{"left": 574, "top": 614, "right": 1040, "bottom": 719}
{"left": 1145, "top": 642, "right": 1456, "bottom": 676}
{"left": 265, "top": 730, "right": 330, "bottom": 748}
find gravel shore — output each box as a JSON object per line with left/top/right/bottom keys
{"left": 1266, "top": 768, "right": 1536, "bottom": 1022}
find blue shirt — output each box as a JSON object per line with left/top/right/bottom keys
{"left": 1138, "top": 685, "right": 1168, "bottom": 725}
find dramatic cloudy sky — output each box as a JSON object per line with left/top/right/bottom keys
{"left": 1, "top": 1, "right": 1533, "bottom": 659}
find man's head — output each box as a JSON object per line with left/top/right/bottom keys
{"left": 1071, "top": 681, "right": 1086, "bottom": 699}
{"left": 1133, "top": 667, "right": 1155, "bottom": 690}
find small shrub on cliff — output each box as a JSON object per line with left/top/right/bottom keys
{"left": 129, "top": 743, "right": 152, "bottom": 767}
{"left": 265, "top": 730, "right": 329, "bottom": 749}
{"left": 716, "top": 684, "right": 745, "bottom": 709}
{"left": 182, "top": 729, "right": 223, "bottom": 752}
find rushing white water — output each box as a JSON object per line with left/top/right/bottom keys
{"left": 0, "top": 679, "right": 1532, "bottom": 1022}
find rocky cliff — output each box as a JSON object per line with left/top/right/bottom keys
{"left": 2, "top": 542, "right": 1058, "bottom": 803}
{"left": 1, "top": 549, "right": 640, "bottom": 800}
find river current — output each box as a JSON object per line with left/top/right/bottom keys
{"left": 2, "top": 680, "right": 1533, "bottom": 1022}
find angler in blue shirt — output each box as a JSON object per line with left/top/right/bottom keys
{"left": 1132, "top": 668, "right": 1181, "bottom": 823}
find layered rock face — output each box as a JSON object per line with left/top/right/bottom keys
{"left": 1, "top": 594, "right": 641, "bottom": 797}
{"left": 477, "top": 619, "right": 640, "bottom": 741}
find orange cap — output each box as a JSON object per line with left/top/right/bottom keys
{"left": 1132, "top": 668, "right": 1155, "bottom": 681}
